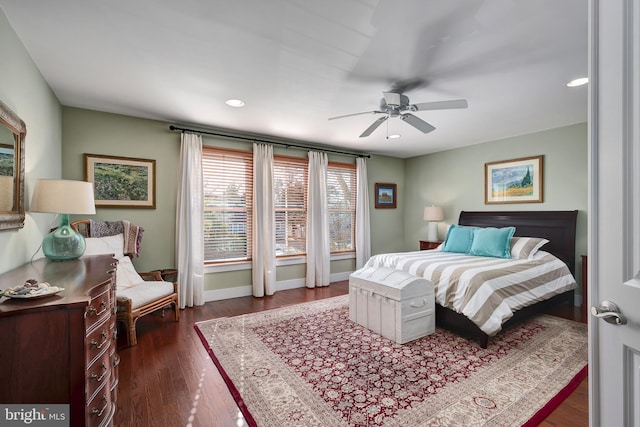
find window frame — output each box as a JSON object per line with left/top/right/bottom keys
{"left": 273, "top": 154, "right": 308, "bottom": 258}
{"left": 202, "top": 146, "right": 253, "bottom": 265}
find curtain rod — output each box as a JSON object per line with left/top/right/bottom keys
{"left": 169, "top": 125, "right": 370, "bottom": 158}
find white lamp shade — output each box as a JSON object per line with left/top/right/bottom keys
{"left": 30, "top": 179, "right": 96, "bottom": 214}
{"left": 423, "top": 206, "right": 444, "bottom": 221}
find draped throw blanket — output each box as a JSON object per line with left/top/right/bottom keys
{"left": 89, "top": 219, "right": 143, "bottom": 257}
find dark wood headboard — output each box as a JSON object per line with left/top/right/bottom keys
{"left": 458, "top": 210, "right": 578, "bottom": 275}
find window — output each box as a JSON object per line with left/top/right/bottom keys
{"left": 202, "top": 147, "right": 357, "bottom": 264}
{"left": 273, "top": 155, "right": 307, "bottom": 256}
{"left": 327, "top": 162, "right": 356, "bottom": 253}
{"left": 202, "top": 147, "right": 253, "bottom": 263}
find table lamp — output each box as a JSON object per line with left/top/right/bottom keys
{"left": 423, "top": 205, "right": 444, "bottom": 242}
{"left": 30, "top": 179, "right": 96, "bottom": 261}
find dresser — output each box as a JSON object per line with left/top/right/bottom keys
{"left": 0, "top": 255, "right": 119, "bottom": 427}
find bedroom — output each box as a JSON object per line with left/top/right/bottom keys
{"left": 0, "top": 1, "right": 612, "bottom": 426}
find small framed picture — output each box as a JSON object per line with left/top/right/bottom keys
{"left": 375, "top": 183, "right": 397, "bottom": 209}
{"left": 485, "top": 155, "right": 543, "bottom": 204}
{"left": 84, "top": 153, "right": 156, "bottom": 208}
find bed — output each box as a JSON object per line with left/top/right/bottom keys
{"left": 364, "top": 210, "right": 578, "bottom": 348}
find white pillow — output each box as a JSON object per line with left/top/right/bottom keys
{"left": 510, "top": 236, "right": 549, "bottom": 259}
{"left": 116, "top": 256, "right": 144, "bottom": 289}
{"left": 83, "top": 234, "right": 125, "bottom": 259}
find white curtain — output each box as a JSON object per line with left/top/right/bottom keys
{"left": 306, "top": 151, "right": 330, "bottom": 288}
{"left": 252, "top": 143, "right": 276, "bottom": 297}
{"left": 355, "top": 157, "right": 371, "bottom": 269}
{"left": 176, "top": 132, "right": 204, "bottom": 308}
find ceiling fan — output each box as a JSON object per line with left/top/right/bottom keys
{"left": 328, "top": 91, "right": 468, "bottom": 138}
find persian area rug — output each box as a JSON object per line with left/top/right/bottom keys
{"left": 194, "top": 295, "right": 587, "bottom": 427}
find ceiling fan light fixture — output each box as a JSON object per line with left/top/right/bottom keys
{"left": 566, "top": 77, "right": 588, "bottom": 87}
{"left": 225, "top": 99, "right": 245, "bottom": 107}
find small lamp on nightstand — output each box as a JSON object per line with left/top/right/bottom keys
{"left": 423, "top": 205, "right": 444, "bottom": 242}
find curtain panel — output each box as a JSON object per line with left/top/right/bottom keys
{"left": 356, "top": 157, "right": 371, "bottom": 269}
{"left": 252, "top": 143, "right": 276, "bottom": 297}
{"left": 176, "top": 132, "right": 205, "bottom": 308}
{"left": 306, "top": 151, "right": 330, "bottom": 287}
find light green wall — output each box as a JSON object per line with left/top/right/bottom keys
{"left": 367, "top": 155, "right": 406, "bottom": 255}
{"left": 403, "top": 123, "right": 588, "bottom": 287}
{"left": 0, "top": 10, "right": 62, "bottom": 274}
{"left": 61, "top": 107, "right": 180, "bottom": 272}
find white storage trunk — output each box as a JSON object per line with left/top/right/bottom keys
{"left": 349, "top": 267, "right": 435, "bottom": 344}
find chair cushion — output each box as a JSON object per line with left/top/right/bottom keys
{"left": 116, "top": 256, "right": 144, "bottom": 290}
{"left": 117, "top": 281, "right": 175, "bottom": 310}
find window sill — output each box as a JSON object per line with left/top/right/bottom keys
{"left": 204, "top": 252, "right": 355, "bottom": 274}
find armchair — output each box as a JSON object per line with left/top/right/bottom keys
{"left": 71, "top": 220, "right": 179, "bottom": 347}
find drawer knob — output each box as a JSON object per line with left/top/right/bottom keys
{"left": 90, "top": 362, "right": 108, "bottom": 383}
{"left": 91, "top": 395, "right": 108, "bottom": 418}
{"left": 88, "top": 300, "right": 107, "bottom": 316}
{"left": 90, "top": 331, "right": 108, "bottom": 349}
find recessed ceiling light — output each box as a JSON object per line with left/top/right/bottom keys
{"left": 388, "top": 134, "right": 401, "bottom": 139}
{"left": 225, "top": 99, "right": 245, "bottom": 107}
{"left": 567, "top": 77, "right": 588, "bottom": 87}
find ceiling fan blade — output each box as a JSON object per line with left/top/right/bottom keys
{"left": 411, "top": 99, "right": 468, "bottom": 111}
{"left": 400, "top": 113, "right": 436, "bottom": 134}
{"left": 389, "top": 77, "right": 426, "bottom": 94}
{"left": 328, "top": 110, "right": 384, "bottom": 121}
{"left": 359, "top": 116, "right": 388, "bottom": 138}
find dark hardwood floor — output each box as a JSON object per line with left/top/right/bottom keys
{"left": 114, "top": 281, "right": 588, "bottom": 426}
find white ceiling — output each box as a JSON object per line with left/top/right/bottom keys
{"left": 0, "top": 0, "right": 587, "bottom": 158}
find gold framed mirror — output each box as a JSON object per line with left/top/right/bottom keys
{"left": 0, "top": 99, "right": 26, "bottom": 230}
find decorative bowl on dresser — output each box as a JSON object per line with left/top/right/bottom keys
{"left": 0, "top": 255, "right": 119, "bottom": 427}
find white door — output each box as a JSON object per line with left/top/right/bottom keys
{"left": 589, "top": 0, "right": 640, "bottom": 425}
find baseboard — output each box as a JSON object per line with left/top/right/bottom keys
{"left": 204, "top": 271, "right": 353, "bottom": 302}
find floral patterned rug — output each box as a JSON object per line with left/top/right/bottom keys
{"left": 194, "top": 295, "right": 587, "bottom": 427}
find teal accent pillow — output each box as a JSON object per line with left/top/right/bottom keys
{"left": 468, "top": 227, "right": 516, "bottom": 258}
{"left": 442, "top": 225, "right": 478, "bottom": 253}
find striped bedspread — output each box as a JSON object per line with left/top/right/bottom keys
{"left": 364, "top": 250, "right": 577, "bottom": 336}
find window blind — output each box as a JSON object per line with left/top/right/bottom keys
{"left": 273, "top": 155, "right": 308, "bottom": 256}
{"left": 327, "top": 162, "right": 356, "bottom": 253}
{"left": 202, "top": 147, "right": 253, "bottom": 263}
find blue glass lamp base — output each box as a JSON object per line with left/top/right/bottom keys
{"left": 42, "top": 214, "right": 86, "bottom": 261}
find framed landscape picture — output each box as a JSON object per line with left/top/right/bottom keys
{"left": 375, "top": 183, "right": 397, "bottom": 208}
{"left": 485, "top": 155, "right": 543, "bottom": 204}
{"left": 84, "top": 153, "right": 156, "bottom": 208}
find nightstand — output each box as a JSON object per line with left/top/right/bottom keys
{"left": 420, "top": 240, "right": 442, "bottom": 250}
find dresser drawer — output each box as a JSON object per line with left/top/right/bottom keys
{"left": 86, "top": 385, "right": 113, "bottom": 427}
{"left": 86, "top": 351, "right": 111, "bottom": 404}
{"left": 86, "top": 284, "right": 111, "bottom": 332}
{"left": 86, "top": 321, "right": 111, "bottom": 365}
